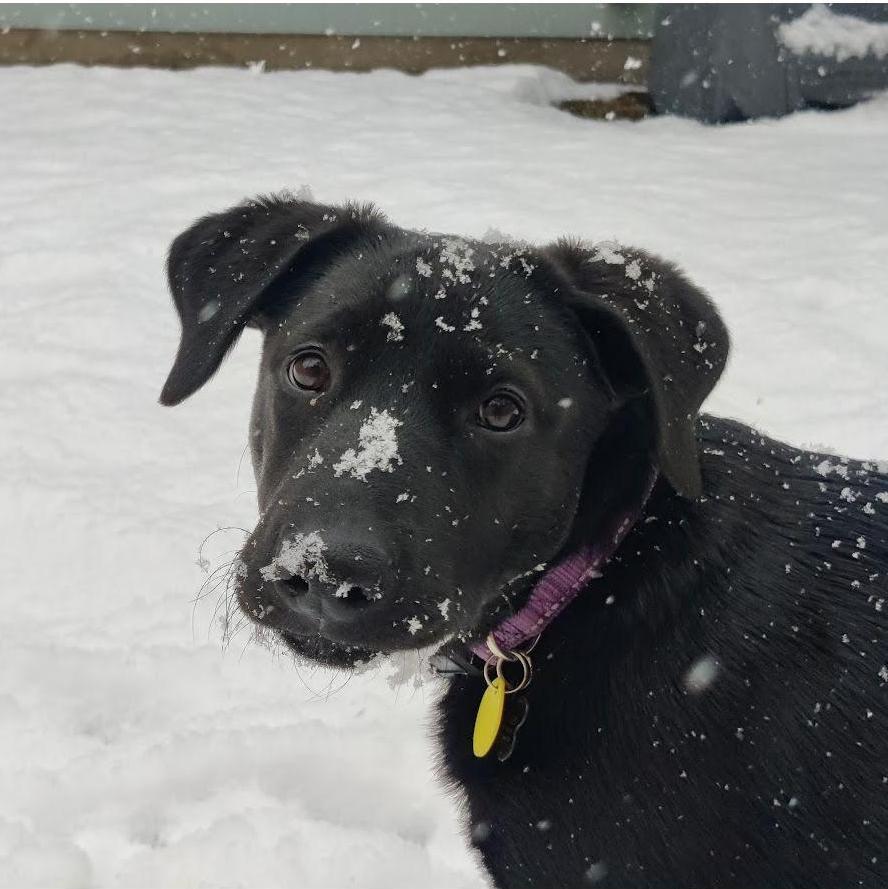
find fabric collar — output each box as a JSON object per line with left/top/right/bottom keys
{"left": 468, "top": 467, "right": 659, "bottom": 662}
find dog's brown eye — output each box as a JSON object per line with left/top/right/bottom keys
{"left": 479, "top": 393, "right": 524, "bottom": 431}
{"left": 287, "top": 351, "right": 330, "bottom": 393}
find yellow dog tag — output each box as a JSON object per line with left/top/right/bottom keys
{"left": 473, "top": 676, "right": 507, "bottom": 757}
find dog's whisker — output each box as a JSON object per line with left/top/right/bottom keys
{"left": 190, "top": 560, "right": 238, "bottom": 606}
{"left": 189, "top": 556, "right": 245, "bottom": 645}
{"left": 195, "top": 526, "right": 250, "bottom": 568}
{"left": 234, "top": 441, "right": 250, "bottom": 489}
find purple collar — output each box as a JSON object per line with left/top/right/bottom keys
{"left": 470, "top": 468, "right": 658, "bottom": 661}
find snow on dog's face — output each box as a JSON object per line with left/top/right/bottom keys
{"left": 160, "top": 196, "right": 728, "bottom": 667}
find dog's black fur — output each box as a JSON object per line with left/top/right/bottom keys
{"left": 161, "top": 196, "right": 887, "bottom": 889}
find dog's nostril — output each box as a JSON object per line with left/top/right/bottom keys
{"left": 333, "top": 584, "right": 376, "bottom": 608}
{"left": 282, "top": 576, "right": 309, "bottom": 598}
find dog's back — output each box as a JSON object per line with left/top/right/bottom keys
{"left": 685, "top": 417, "right": 887, "bottom": 886}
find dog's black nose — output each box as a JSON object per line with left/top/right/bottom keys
{"left": 279, "top": 539, "right": 391, "bottom": 622}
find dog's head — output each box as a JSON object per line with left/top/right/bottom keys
{"left": 161, "top": 196, "right": 728, "bottom": 667}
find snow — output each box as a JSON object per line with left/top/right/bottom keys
{"left": 438, "top": 238, "right": 476, "bottom": 284}
{"left": 624, "top": 258, "right": 642, "bottom": 280}
{"left": 683, "top": 654, "right": 721, "bottom": 695}
{"left": 332, "top": 408, "right": 403, "bottom": 482}
{"left": 260, "top": 531, "right": 330, "bottom": 585}
{"left": 585, "top": 861, "right": 609, "bottom": 883}
{"left": 380, "top": 311, "right": 405, "bottom": 342}
{"left": 415, "top": 257, "right": 433, "bottom": 278}
{"left": 590, "top": 241, "right": 626, "bottom": 264}
{"left": 463, "top": 307, "right": 483, "bottom": 332}
{"left": 779, "top": 5, "right": 888, "bottom": 62}
{"left": 1, "top": 61, "right": 887, "bottom": 889}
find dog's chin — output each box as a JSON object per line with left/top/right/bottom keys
{"left": 277, "top": 620, "right": 466, "bottom": 671}
{"left": 277, "top": 629, "right": 379, "bottom": 670}
{"left": 271, "top": 577, "right": 541, "bottom": 671}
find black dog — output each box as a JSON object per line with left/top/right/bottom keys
{"left": 160, "top": 195, "right": 887, "bottom": 889}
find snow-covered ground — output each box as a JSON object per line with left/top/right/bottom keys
{"left": 1, "top": 62, "right": 887, "bottom": 889}
{"left": 779, "top": 5, "right": 888, "bottom": 62}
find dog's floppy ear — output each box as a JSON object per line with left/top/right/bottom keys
{"left": 160, "top": 195, "right": 384, "bottom": 406}
{"left": 544, "top": 241, "right": 729, "bottom": 498}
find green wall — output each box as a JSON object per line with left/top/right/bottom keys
{"left": 0, "top": 3, "right": 656, "bottom": 38}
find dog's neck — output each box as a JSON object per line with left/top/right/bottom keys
{"left": 470, "top": 463, "right": 657, "bottom": 660}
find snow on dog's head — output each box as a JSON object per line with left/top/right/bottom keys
{"left": 333, "top": 408, "right": 402, "bottom": 481}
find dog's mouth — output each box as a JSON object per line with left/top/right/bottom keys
{"left": 236, "top": 563, "right": 469, "bottom": 670}
{"left": 277, "top": 627, "right": 379, "bottom": 669}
